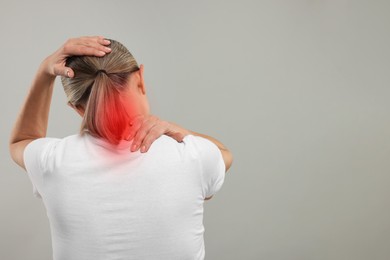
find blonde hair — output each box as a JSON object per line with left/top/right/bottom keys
{"left": 61, "top": 39, "right": 139, "bottom": 145}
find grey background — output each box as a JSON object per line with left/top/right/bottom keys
{"left": 1, "top": 0, "right": 390, "bottom": 259}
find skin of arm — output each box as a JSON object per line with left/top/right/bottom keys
{"left": 9, "top": 63, "right": 56, "bottom": 171}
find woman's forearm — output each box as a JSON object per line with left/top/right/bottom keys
{"left": 9, "top": 62, "right": 55, "bottom": 144}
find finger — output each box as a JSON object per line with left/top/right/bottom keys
{"left": 96, "top": 36, "right": 111, "bottom": 45}
{"left": 140, "top": 124, "right": 166, "bottom": 153}
{"left": 62, "top": 37, "right": 111, "bottom": 57}
{"left": 131, "top": 119, "right": 157, "bottom": 152}
{"left": 54, "top": 65, "right": 74, "bottom": 78}
{"left": 87, "top": 35, "right": 110, "bottom": 44}
{"left": 87, "top": 36, "right": 111, "bottom": 50}
{"left": 125, "top": 115, "right": 144, "bottom": 142}
{"left": 71, "top": 36, "right": 107, "bottom": 46}
{"left": 80, "top": 37, "right": 111, "bottom": 52}
{"left": 68, "top": 45, "right": 110, "bottom": 57}
{"left": 131, "top": 116, "right": 159, "bottom": 152}
{"left": 65, "top": 67, "right": 74, "bottom": 78}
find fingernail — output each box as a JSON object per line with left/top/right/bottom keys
{"left": 66, "top": 70, "right": 70, "bottom": 77}
{"left": 104, "top": 39, "right": 111, "bottom": 44}
{"left": 131, "top": 144, "right": 137, "bottom": 152}
{"left": 140, "top": 146, "right": 146, "bottom": 153}
{"left": 99, "top": 51, "right": 106, "bottom": 56}
{"left": 105, "top": 47, "right": 111, "bottom": 52}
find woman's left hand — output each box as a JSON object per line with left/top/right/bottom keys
{"left": 127, "top": 115, "right": 191, "bottom": 153}
{"left": 40, "top": 36, "right": 111, "bottom": 78}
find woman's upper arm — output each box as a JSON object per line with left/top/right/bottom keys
{"left": 9, "top": 139, "right": 35, "bottom": 171}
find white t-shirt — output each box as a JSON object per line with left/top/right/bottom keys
{"left": 23, "top": 134, "right": 225, "bottom": 260}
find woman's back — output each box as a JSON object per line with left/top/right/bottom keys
{"left": 24, "top": 133, "right": 225, "bottom": 260}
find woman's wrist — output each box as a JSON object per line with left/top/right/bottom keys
{"left": 38, "top": 56, "right": 57, "bottom": 80}
{"left": 167, "top": 122, "right": 191, "bottom": 139}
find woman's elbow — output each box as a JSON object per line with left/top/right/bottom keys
{"left": 222, "top": 149, "right": 233, "bottom": 172}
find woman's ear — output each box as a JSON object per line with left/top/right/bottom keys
{"left": 138, "top": 64, "right": 146, "bottom": 95}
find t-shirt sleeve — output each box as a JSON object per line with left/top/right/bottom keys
{"left": 23, "top": 137, "right": 61, "bottom": 199}
{"left": 184, "top": 135, "right": 226, "bottom": 199}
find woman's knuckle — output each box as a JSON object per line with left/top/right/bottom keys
{"left": 137, "top": 129, "right": 147, "bottom": 137}
{"left": 62, "top": 44, "right": 70, "bottom": 52}
{"left": 133, "top": 138, "right": 140, "bottom": 146}
{"left": 149, "top": 128, "right": 160, "bottom": 136}
{"left": 160, "top": 121, "right": 169, "bottom": 128}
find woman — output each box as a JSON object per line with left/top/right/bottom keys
{"left": 9, "top": 36, "right": 233, "bottom": 260}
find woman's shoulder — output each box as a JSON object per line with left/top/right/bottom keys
{"left": 152, "top": 134, "right": 220, "bottom": 158}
